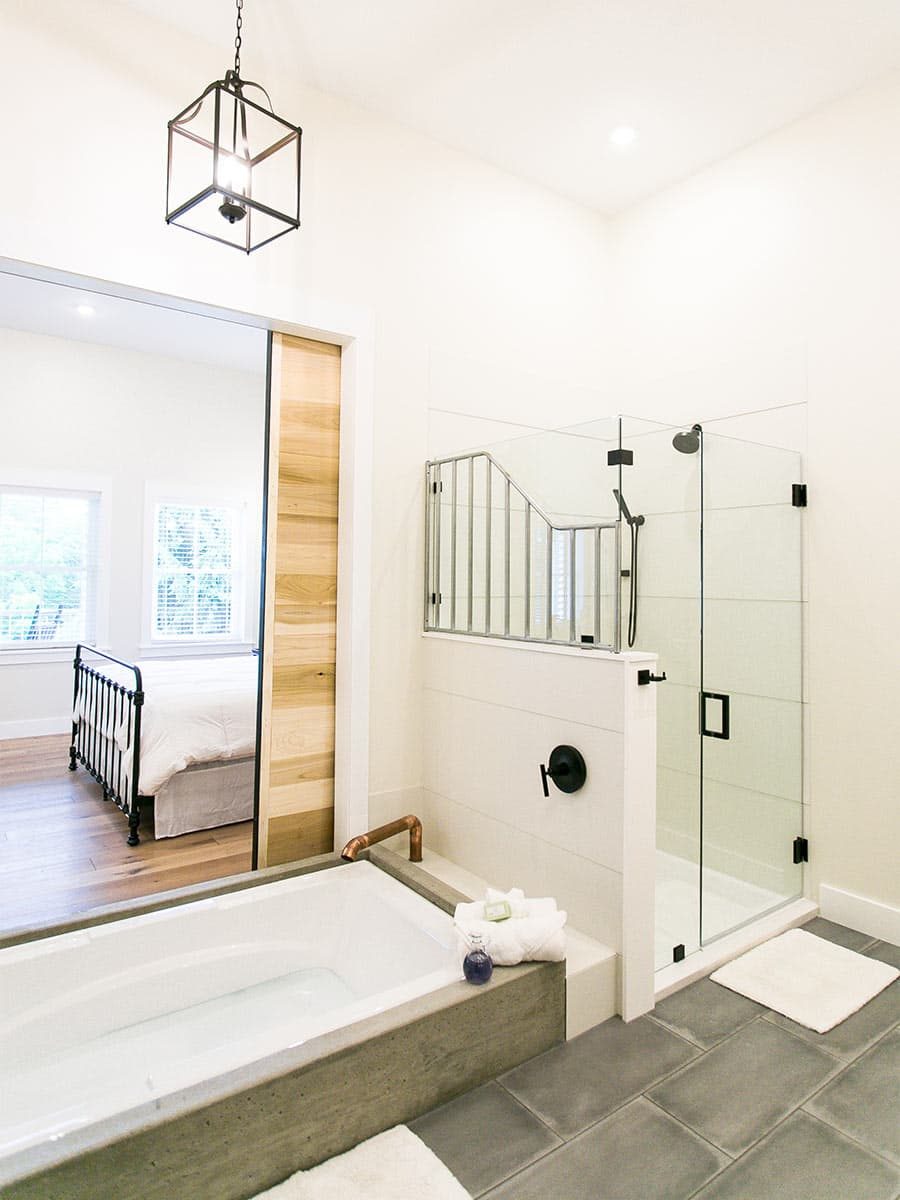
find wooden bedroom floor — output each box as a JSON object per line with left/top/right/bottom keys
{"left": 0, "top": 734, "right": 253, "bottom": 936}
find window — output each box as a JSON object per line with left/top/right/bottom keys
{"left": 151, "top": 501, "right": 242, "bottom": 641}
{"left": 0, "top": 485, "right": 101, "bottom": 648}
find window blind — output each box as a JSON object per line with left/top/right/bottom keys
{"left": 152, "top": 502, "right": 239, "bottom": 640}
{"left": 0, "top": 485, "right": 101, "bottom": 648}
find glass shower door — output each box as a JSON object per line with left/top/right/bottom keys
{"left": 700, "top": 431, "right": 805, "bottom": 944}
{"left": 612, "top": 418, "right": 703, "bottom": 970}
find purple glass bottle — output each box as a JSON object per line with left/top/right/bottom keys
{"left": 463, "top": 933, "right": 493, "bottom": 984}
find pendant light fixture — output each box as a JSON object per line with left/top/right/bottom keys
{"left": 165, "top": 0, "right": 302, "bottom": 253}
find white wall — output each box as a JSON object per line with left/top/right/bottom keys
{"left": 0, "top": 327, "right": 265, "bottom": 736}
{"left": 610, "top": 72, "right": 900, "bottom": 917}
{"left": 4, "top": 1, "right": 611, "bottom": 809}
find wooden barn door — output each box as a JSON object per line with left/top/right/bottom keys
{"left": 256, "top": 332, "right": 340, "bottom": 867}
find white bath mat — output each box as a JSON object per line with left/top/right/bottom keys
{"left": 255, "top": 1125, "right": 471, "bottom": 1200}
{"left": 711, "top": 928, "right": 899, "bottom": 1034}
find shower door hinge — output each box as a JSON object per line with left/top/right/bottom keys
{"left": 430, "top": 592, "right": 442, "bottom": 606}
{"left": 673, "top": 944, "right": 686, "bottom": 963}
{"left": 792, "top": 483, "right": 807, "bottom": 507}
{"left": 607, "top": 448, "right": 634, "bottom": 466}
{"left": 432, "top": 481, "right": 443, "bottom": 494}
{"left": 793, "top": 836, "right": 809, "bottom": 864}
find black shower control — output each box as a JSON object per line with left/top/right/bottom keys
{"left": 539, "top": 745, "right": 587, "bottom": 797}
{"left": 638, "top": 670, "right": 667, "bottom": 685}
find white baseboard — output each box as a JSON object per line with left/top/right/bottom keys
{"left": 0, "top": 716, "right": 70, "bottom": 741}
{"left": 818, "top": 884, "right": 900, "bottom": 945}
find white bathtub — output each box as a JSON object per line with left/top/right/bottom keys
{"left": 0, "top": 861, "right": 461, "bottom": 1159}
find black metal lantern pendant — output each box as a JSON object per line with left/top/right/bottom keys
{"left": 166, "top": 0, "right": 302, "bottom": 254}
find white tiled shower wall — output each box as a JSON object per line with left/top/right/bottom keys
{"left": 412, "top": 634, "right": 657, "bottom": 1017}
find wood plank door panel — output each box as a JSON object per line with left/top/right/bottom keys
{"left": 257, "top": 333, "right": 340, "bottom": 867}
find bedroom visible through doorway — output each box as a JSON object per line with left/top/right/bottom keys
{"left": 0, "top": 271, "right": 267, "bottom": 933}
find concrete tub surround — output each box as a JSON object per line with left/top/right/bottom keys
{"left": 0, "top": 853, "right": 564, "bottom": 1200}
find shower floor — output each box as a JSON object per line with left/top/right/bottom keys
{"left": 655, "top": 850, "right": 788, "bottom": 971}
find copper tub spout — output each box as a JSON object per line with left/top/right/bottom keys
{"left": 340, "top": 814, "right": 423, "bottom": 863}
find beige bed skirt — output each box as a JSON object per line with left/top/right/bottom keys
{"left": 152, "top": 757, "right": 255, "bottom": 838}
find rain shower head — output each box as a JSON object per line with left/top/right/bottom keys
{"left": 672, "top": 424, "right": 702, "bottom": 454}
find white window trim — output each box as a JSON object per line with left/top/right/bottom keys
{"left": 141, "top": 480, "right": 256, "bottom": 655}
{"left": 0, "top": 467, "right": 112, "bottom": 666}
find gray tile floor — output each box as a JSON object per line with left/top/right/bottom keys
{"left": 411, "top": 919, "right": 900, "bottom": 1199}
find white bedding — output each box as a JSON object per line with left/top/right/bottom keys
{"left": 76, "top": 655, "right": 258, "bottom": 796}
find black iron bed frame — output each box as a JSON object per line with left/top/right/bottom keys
{"left": 68, "top": 644, "right": 145, "bottom": 846}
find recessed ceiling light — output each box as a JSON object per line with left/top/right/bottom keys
{"left": 609, "top": 126, "right": 638, "bottom": 149}
{"left": 74, "top": 303, "right": 96, "bottom": 318}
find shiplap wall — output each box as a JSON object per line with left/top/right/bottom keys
{"left": 257, "top": 333, "right": 341, "bottom": 866}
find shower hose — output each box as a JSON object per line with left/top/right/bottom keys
{"left": 627, "top": 519, "right": 639, "bottom": 648}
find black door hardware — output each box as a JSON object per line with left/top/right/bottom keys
{"left": 638, "top": 670, "right": 667, "bottom": 685}
{"left": 792, "top": 483, "right": 807, "bottom": 507}
{"left": 700, "top": 691, "right": 730, "bottom": 739}
{"left": 540, "top": 745, "right": 587, "bottom": 797}
{"left": 793, "top": 836, "right": 809, "bottom": 864}
{"left": 673, "top": 944, "right": 686, "bottom": 963}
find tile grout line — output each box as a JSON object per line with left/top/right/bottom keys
{"left": 644, "top": 1011, "right": 711, "bottom": 1051}
{"left": 799, "top": 1107, "right": 900, "bottom": 1174}
{"left": 471, "top": 1138, "right": 561, "bottom": 1200}
{"left": 757, "top": 1010, "right": 854, "bottom": 1064}
{"left": 490, "top": 1081, "right": 565, "bottom": 1146}
{"left": 496, "top": 1018, "right": 710, "bottom": 1147}
{"left": 679, "top": 1093, "right": 853, "bottom": 1200}
{"left": 645, "top": 1008, "right": 762, "bottom": 1053}
{"left": 799, "top": 1020, "right": 900, "bottom": 1111}
{"left": 640, "top": 1012, "right": 858, "bottom": 1161}
{"left": 493, "top": 1076, "right": 576, "bottom": 1143}
{"left": 640, "top": 1092, "right": 736, "bottom": 1161}
{"left": 421, "top": 785, "right": 625, "bottom": 877}
{"left": 422, "top": 684, "right": 626, "bottom": 737}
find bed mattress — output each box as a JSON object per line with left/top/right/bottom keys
{"left": 75, "top": 654, "right": 259, "bottom": 796}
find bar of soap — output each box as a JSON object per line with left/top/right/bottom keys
{"left": 484, "top": 900, "right": 512, "bottom": 922}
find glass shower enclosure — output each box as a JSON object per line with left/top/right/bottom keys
{"left": 424, "top": 412, "right": 805, "bottom": 969}
{"left": 614, "top": 417, "right": 805, "bottom": 969}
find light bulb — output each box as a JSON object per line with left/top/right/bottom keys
{"left": 217, "top": 153, "right": 251, "bottom": 224}
{"left": 218, "top": 153, "right": 250, "bottom": 196}
{"left": 609, "top": 126, "right": 638, "bottom": 149}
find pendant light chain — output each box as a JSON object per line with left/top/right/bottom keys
{"left": 233, "top": 0, "right": 244, "bottom": 80}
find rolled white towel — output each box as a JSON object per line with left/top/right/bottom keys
{"left": 455, "top": 887, "right": 559, "bottom": 925}
{"left": 454, "top": 889, "right": 567, "bottom": 967}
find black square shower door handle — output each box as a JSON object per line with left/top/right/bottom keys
{"left": 700, "top": 691, "right": 731, "bottom": 740}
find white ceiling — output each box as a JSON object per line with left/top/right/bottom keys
{"left": 123, "top": 0, "right": 900, "bottom": 212}
{"left": 0, "top": 273, "right": 267, "bottom": 375}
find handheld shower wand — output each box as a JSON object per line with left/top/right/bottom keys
{"left": 613, "top": 488, "right": 644, "bottom": 528}
{"left": 612, "top": 489, "right": 644, "bottom": 647}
